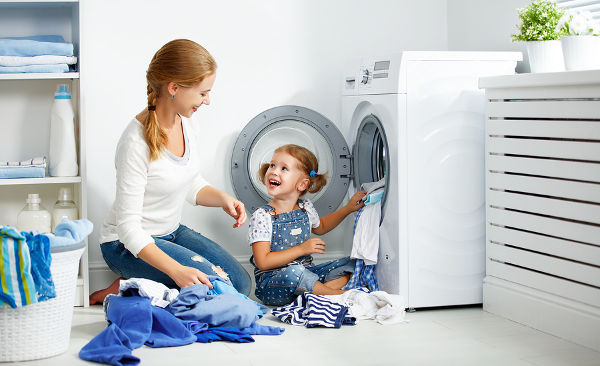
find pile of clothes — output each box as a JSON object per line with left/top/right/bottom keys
{"left": 80, "top": 278, "right": 285, "bottom": 366}
{"left": 0, "top": 219, "right": 92, "bottom": 308}
{"left": 0, "top": 35, "right": 77, "bottom": 74}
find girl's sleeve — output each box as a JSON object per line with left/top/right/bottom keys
{"left": 303, "top": 200, "right": 321, "bottom": 228}
{"left": 114, "top": 137, "right": 154, "bottom": 257}
{"left": 248, "top": 209, "right": 272, "bottom": 245}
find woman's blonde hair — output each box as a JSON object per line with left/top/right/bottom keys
{"left": 145, "top": 39, "right": 216, "bottom": 161}
{"left": 258, "top": 144, "right": 328, "bottom": 196}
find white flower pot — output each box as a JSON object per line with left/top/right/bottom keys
{"left": 561, "top": 35, "right": 600, "bottom": 71}
{"left": 526, "top": 40, "right": 565, "bottom": 73}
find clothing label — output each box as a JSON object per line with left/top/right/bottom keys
{"left": 290, "top": 227, "right": 302, "bottom": 236}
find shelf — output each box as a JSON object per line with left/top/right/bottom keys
{"left": 0, "top": 0, "right": 77, "bottom": 3}
{"left": 0, "top": 72, "right": 79, "bottom": 80}
{"left": 0, "top": 176, "right": 81, "bottom": 185}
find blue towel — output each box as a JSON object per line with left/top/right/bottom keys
{"left": 168, "top": 284, "right": 258, "bottom": 329}
{"left": 0, "top": 37, "right": 74, "bottom": 57}
{"left": 0, "top": 166, "right": 45, "bottom": 179}
{"left": 0, "top": 226, "right": 38, "bottom": 308}
{"left": 0, "top": 63, "right": 69, "bottom": 73}
{"left": 2, "top": 35, "right": 66, "bottom": 43}
{"left": 47, "top": 219, "right": 93, "bottom": 248}
{"left": 21, "top": 232, "right": 55, "bottom": 302}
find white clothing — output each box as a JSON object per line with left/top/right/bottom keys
{"left": 325, "top": 288, "right": 407, "bottom": 325}
{"left": 352, "top": 178, "right": 386, "bottom": 265}
{"left": 247, "top": 199, "right": 320, "bottom": 245}
{"left": 118, "top": 278, "right": 179, "bottom": 308}
{"left": 99, "top": 116, "right": 208, "bottom": 256}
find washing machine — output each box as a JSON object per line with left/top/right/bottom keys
{"left": 231, "top": 51, "right": 521, "bottom": 309}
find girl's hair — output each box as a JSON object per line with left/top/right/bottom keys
{"left": 144, "top": 39, "right": 217, "bottom": 161}
{"left": 258, "top": 144, "right": 328, "bottom": 196}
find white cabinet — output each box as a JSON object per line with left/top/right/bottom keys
{"left": 0, "top": 0, "right": 88, "bottom": 307}
{"left": 480, "top": 70, "right": 600, "bottom": 352}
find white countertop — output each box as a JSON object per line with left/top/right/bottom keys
{"left": 479, "top": 70, "right": 600, "bottom": 89}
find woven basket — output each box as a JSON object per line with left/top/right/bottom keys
{"left": 0, "top": 242, "right": 85, "bottom": 362}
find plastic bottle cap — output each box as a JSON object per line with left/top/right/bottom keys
{"left": 57, "top": 187, "right": 73, "bottom": 201}
{"left": 54, "top": 84, "right": 72, "bottom": 100}
{"left": 26, "top": 193, "right": 41, "bottom": 204}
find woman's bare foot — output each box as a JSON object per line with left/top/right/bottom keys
{"left": 89, "top": 277, "right": 125, "bottom": 305}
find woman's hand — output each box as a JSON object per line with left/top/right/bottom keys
{"left": 345, "top": 190, "right": 367, "bottom": 213}
{"left": 299, "top": 238, "right": 326, "bottom": 255}
{"left": 170, "top": 265, "right": 213, "bottom": 289}
{"left": 222, "top": 195, "right": 247, "bottom": 228}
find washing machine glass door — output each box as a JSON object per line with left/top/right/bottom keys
{"left": 352, "top": 114, "right": 390, "bottom": 220}
{"left": 231, "top": 105, "right": 351, "bottom": 215}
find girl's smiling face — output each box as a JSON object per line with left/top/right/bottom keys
{"left": 265, "top": 151, "right": 309, "bottom": 199}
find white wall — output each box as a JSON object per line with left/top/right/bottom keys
{"left": 82, "top": 0, "right": 448, "bottom": 290}
{"left": 446, "top": 0, "right": 531, "bottom": 72}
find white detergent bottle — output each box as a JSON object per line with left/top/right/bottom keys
{"left": 49, "top": 84, "right": 78, "bottom": 177}
{"left": 17, "top": 193, "right": 51, "bottom": 233}
{"left": 51, "top": 187, "right": 78, "bottom": 232}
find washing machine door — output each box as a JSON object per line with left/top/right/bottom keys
{"left": 351, "top": 113, "right": 391, "bottom": 221}
{"left": 231, "top": 105, "right": 351, "bottom": 215}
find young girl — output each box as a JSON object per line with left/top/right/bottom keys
{"left": 92, "top": 39, "right": 251, "bottom": 304}
{"left": 248, "top": 144, "right": 366, "bottom": 306}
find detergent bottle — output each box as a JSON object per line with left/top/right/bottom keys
{"left": 49, "top": 84, "right": 78, "bottom": 177}
{"left": 51, "top": 187, "right": 78, "bottom": 232}
{"left": 17, "top": 193, "right": 51, "bottom": 233}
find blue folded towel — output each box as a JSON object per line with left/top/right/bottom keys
{"left": 0, "top": 37, "right": 74, "bottom": 57}
{"left": 2, "top": 35, "right": 67, "bottom": 43}
{"left": 0, "top": 166, "right": 45, "bottom": 179}
{"left": 47, "top": 219, "right": 93, "bottom": 248}
{"left": 0, "top": 63, "right": 69, "bottom": 73}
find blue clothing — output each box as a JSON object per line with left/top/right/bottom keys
{"left": 49, "top": 218, "right": 93, "bottom": 248}
{"left": 194, "top": 327, "right": 254, "bottom": 343}
{"left": 0, "top": 37, "right": 74, "bottom": 57}
{"left": 208, "top": 276, "right": 268, "bottom": 317}
{"left": 0, "top": 226, "right": 38, "bottom": 307}
{"left": 101, "top": 224, "right": 251, "bottom": 296}
{"left": 79, "top": 296, "right": 196, "bottom": 366}
{"left": 21, "top": 232, "right": 55, "bottom": 301}
{"left": 250, "top": 204, "right": 355, "bottom": 306}
{"left": 168, "top": 283, "right": 258, "bottom": 328}
{"left": 0, "top": 63, "right": 69, "bottom": 73}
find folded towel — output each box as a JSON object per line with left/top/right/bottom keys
{"left": 46, "top": 219, "right": 93, "bottom": 248}
{"left": 0, "top": 226, "right": 38, "bottom": 308}
{"left": 3, "top": 35, "right": 66, "bottom": 43}
{"left": 0, "top": 55, "right": 77, "bottom": 67}
{"left": 0, "top": 38, "right": 73, "bottom": 57}
{"left": 0, "top": 157, "right": 47, "bottom": 167}
{"left": 0, "top": 157, "right": 46, "bottom": 179}
{"left": 0, "top": 63, "right": 70, "bottom": 73}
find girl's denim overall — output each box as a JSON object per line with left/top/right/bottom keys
{"left": 252, "top": 204, "right": 355, "bottom": 306}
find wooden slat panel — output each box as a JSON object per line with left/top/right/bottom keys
{"left": 487, "top": 190, "right": 600, "bottom": 224}
{"left": 486, "top": 260, "right": 600, "bottom": 307}
{"left": 488, "top": 243, "right": 600, "bottom": 287}
{"left": 488, "top": 207, "right": 600, "bottom": 245}
{"left": 487, "top": 173, "right": 600, "bottom": 204}
{"left": 487, "top": 120, "right": 600, "bottom": 140}
{"left": 487, "top": 100, "right": 600, "bottom": 119}
{"left": 487, "top": 136, "right": 600, "bottom": 161}
{"left": 486, "top": 154, "right": 600, "bottom": 182}
{"left": 487, "top": 224, "right": 600, "bottom": 266}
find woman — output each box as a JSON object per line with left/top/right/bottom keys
{"left": 91, "top": 39, "right": 251, "bottom": 304}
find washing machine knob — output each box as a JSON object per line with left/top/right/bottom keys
{"left": 361, "top": 69, "right": 370, "bottom": 84}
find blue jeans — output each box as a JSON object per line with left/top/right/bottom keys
{"left": 254, "top": 256, "right": 355, "bottom": 306}
{"left": 101, "top": 224, "right": 251, "bottom": 296}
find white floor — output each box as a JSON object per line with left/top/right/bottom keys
{"left": 4, "top": 304, "right": 600, "bottom": 366}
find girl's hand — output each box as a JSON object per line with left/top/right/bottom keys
{"left": 345, "top": 190, "right": 367, "bottom": 212}
{"left": 170, "top": 265, "right": 213, "bottom": 289}
{"left": 222, "top": 195, "right": 247, "bottom": 228}
{"left": 300, "top": 238, "right": 326, "bottom": 255}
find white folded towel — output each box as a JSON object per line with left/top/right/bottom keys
{"left": 0, "top": 156, "right": 46, "bottom": 168}
{"left": 0, "top": 55, "right": 77, "bottom": 67}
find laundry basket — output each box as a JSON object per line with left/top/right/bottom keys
{"left": 0, "top": 241, "right": 86, "bottom": 362}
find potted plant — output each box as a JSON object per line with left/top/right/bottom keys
{"left": 558, "top": 9, "right": 600, "bottom": 70}
{"left": 512, "top": 0, "right": 567, "bottom": 73}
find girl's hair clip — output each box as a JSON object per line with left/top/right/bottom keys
{"left": 309, "top": 170, "right": 317, "bottom": 178}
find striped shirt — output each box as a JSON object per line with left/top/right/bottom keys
{"left": 271, "top": 292, "right": 356, "bottom": 328}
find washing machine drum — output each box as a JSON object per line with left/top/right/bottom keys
{"left": 231, "top": 105, "right": 390, "bottom": 216}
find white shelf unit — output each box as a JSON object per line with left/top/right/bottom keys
{"left": 0, "top": 0, "right": 89, "bottom": 307}
{"left": 479, "top": 70, "right": 600, "bottom": 352}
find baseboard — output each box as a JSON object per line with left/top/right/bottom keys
{"left": 89, "top": 250, "right": 347, "bottom": 293}
{"left": 483, "top": 276, "right": 600, "bottom": 352}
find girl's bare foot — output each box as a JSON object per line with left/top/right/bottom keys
{"left": 89, "top": 277, "right": 125, "bottom": 305}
